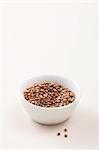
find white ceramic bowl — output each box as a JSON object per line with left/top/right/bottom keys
{"left": 19, "top": 75, "right": 80, "bottom": 125}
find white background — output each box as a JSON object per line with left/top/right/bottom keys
{"left": 0, "top": 0, "right": 98, "bottom": 149}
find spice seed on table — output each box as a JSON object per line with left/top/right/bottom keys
{"left": 57, "top": 132, "right": 61, "bottom": 136}
{"left": 24, "top": 82, "right": 75, "bottom": 108}
{"left": 64, "top": 134, "right": 68, "bottom": 138}
{"left": 64, "top": 128, "right": 67, "bottom": 132}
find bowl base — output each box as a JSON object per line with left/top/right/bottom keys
{"left": 32, "top": 117, "right": 71, "bottom": 126}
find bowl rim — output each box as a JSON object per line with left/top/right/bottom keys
{"left": 19, "top": 75, "right": 81, "bottom": 110}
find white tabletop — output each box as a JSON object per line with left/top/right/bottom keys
{"left": 0, "top": 1, "right": 98, "bottom": 149}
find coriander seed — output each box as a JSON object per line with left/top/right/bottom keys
{"left": 57, "top": 132, "right": 61, "bottom": 136}
{"left": 64, "top": 134, "right": 68, "bottom": 138}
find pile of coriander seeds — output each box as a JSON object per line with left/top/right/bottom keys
{"left": 24, "top": 82, "right": 75, "bottom": 108}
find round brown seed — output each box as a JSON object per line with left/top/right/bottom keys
{"left": 64, "top": 134, "right": 68, "bottom": 138}
{"left": 57, "top": 132, "right": 61, "bottom": 136}
{"left": 64, "top": 128, "right": 67, "bottom": 132}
